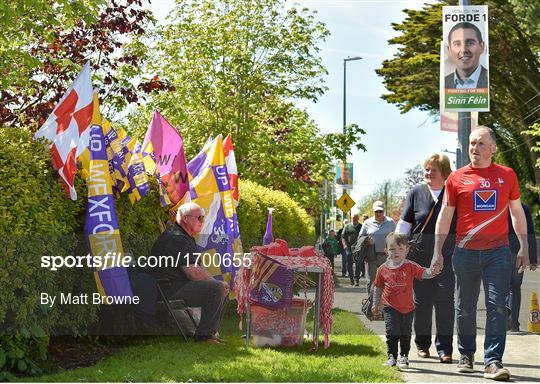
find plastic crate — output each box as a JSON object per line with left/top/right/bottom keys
{"left": 250, "top": 298, "right": 308, "bottom": 347}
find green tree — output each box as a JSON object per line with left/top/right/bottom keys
{"left": 0, "top": 0, "right": 102, "bottom": 91}
{"left": 356, "top": 179, "right": 404, "bottom": 222}
{"left": 133, "top": 0, "right": 365, "bottom": 213}
{"left": 509, "top": 0, "right": 540, "bottom": 39}
{"left": 376, "top": 0, "right": 540, "bottom": 210}
{"left": 0, "top": 0, "right": 162, "bottom": 129}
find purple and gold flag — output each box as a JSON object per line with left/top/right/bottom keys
{"left": 85, "top": 105, "right": 132, "bottom": 299}
{"left": 184, "top": 135, "right": 242, "bottom": 282}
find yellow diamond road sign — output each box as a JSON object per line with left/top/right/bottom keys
{"left": 336, "top": 191, "right": 355, "bottom": 213}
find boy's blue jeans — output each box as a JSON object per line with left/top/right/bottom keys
{"left": 452, "top": 246, "right": 512, "bottom": 366}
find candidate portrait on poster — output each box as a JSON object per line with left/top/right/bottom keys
{"left": 441, "top": 5, "right": 489, "bottom": 112}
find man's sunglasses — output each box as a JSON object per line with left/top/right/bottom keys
{"left": 186, "top": 214, "right": 205, "bottom": 222}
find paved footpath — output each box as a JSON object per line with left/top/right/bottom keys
{"left": 330, "top": 257, "right": 540, "bottom": 383}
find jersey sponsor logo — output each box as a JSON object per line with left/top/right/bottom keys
{"left": 462, "top": 179, "right": 474, "bottom": 185}
{"left": 474, "top": 189, "right": 497, "bottom": 211}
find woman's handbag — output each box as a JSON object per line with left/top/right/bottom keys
{"left": 361, "top": 292, "right": 383, "bottom": 321}
{"left": 407, "top": 198, "right": 437, "bottom": 260}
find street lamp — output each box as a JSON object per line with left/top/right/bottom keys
{"left": 343, "top": 56, "right": 362, "bottom": 134}
{"left": 340, "top": 56, "right": 361, "bottom": 222}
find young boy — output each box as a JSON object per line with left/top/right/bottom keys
{"left": 372, "top": 232, "right": 437, "bottom": 370}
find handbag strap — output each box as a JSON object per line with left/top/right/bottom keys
{"left": 414, "top": 185, "right": 444, "bottom": 234}
{"left": 418, "top": 203, "right": 436, "bottom": 234}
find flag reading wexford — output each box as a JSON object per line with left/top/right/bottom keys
{"left": 85, "top": 123, "right": 133, "bottom": 299}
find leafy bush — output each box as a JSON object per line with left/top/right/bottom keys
{"left": 237, "top": 180, "right": 316, "bottom": 249}
{"left": 0, "top": 128, "right": 172, "bottom": 377}
{"left": 0, "top": 127, "right": 92, "bottom": 376}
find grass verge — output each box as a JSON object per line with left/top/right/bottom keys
{"left": 25, "top": 308, "right": 401, "bottom": 382}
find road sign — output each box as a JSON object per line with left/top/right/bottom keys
{"left": 336, "top": 191, "right": 355, "bottom": 213}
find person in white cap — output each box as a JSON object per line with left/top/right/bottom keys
{"left": 358, "top": 201, "right": 396, "bottom": 293}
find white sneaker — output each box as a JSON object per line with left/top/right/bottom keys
{"left": 484, "top": 362, "right": 510, "bottom": 381}
{"left": 384, "top": 354, "right": 396, "bottom": 366}
{"left": 397, "top": 355, "right": 409, "bottom": 370}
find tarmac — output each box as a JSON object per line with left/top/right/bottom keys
{"left": 329, "top": 257, "right": 540, "bottom": 383}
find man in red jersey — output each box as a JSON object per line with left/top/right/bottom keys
{"left": 431, "top": 126, "right": 529, "bottom": 381}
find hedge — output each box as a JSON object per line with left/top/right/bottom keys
{"left": 237, "top": 180, "right": 316, "bottom": 250}
{"left": 0, "top": 128, "right": 314, "bottom": 378}
{"left": 0, "top": 128, "right": 166, "bottom": 378}
{"left": 0, "top": 128, "right": 91, "bottom": 377}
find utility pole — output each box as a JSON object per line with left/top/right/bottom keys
{"left": 342, "top": 56, "right": 362, "bottom": 222}
{"left": 331, "top": 181, "right": 336, "bottom": 230}
{"left": 384, "top": 182, "right": 388, "bottom": 212}
{"left": 457, "top": 0, "right": 471, "bottom": 168}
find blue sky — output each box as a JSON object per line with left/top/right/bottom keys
{"left": 150, "top": 0, "right": 457, "bottom": 203}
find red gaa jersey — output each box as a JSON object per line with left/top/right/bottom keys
{"left": 374, "top": 260, "right": 425, "bottom": 314}
{"left": 443, "top": 162, "right": 520, "bottom": 250}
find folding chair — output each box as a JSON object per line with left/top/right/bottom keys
{"left": 156, "top": 279, "right": 198, "bottom": 342}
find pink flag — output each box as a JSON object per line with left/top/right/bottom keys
{"left": 34, "top": 62, "right": 94, "bottom": 200}
{"left": 142, "top": 110, "right": 189, "bottom": 205}
{"left": 223, "top": 134, "right": 239, "bottom": 206}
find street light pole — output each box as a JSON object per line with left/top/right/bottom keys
{"left": 343, "top": 57, "right": 362, "bottom": 134}
{"left": 457, "top": 0, "right": 471, "bottom": 168}
{"left": 341, "top": 56, "right": 362, "bottom": 221}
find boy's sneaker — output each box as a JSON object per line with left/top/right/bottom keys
{"left": 457, "top": 354, "right": 474, "bottom": 373}
{"left": 397, "top": 355, "right": 409, "bottom": 370}
{"left": 384, "top": 354, "right": 396, "bottom": 367}
{"left": 484, "top": 362, "right": 510, "bottom": 381}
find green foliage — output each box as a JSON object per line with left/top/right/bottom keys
{"left": 0, "top": 127, "right": 179, "bottom": 376}
{"left": 356, "top": 179, "right": 405, "bottom": 222}
{"left": 522, "top": 123, "right": 540, "bottom": 231}
{"left": 376, "top": 0, "right": 540, "bottom": 212}
{"left": 130, "top": 0, "right": 366, "bottom": 214}
{"left": 509, "top": 0, "right": 540, "bottom": 39}
{"left": 0, "top": 334, "right": 49, "bottom": 378}
{"left": 237, "top": 179, "right": 316, "bottom": 249}
{"left": 0, "top": 0, "right": 103, "bottom": 91}
{"left": 0, "top": 127, "right": 95, "bottom": 376}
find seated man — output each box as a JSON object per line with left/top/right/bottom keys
{"left": 147, "top": 202, "right": 228, "bottom": 344}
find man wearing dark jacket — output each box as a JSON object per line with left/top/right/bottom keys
{"left": 506, "top": 203, "right": 538, "bottom": 332}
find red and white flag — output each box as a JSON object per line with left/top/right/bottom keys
{"left": 223, "top": 134, "right": 239, "bottom": 206}
{"left": 35, "top": 62, "right": 94, "bottom": 200}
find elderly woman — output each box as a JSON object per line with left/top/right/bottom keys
{"left": 396, "top": 153, "right": 456, "bottom": 363}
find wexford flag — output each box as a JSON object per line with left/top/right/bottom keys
{"left": 85, "top": 101, "right": 132, "bottom": 299}
{"left": 187, "top": 135, "right": 242, "bottom": 280}
{"left": 35, "top": 62, "right": 94, "bottom": 200}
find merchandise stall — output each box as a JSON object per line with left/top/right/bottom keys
{"left": 234, "top": 239, "right": 335, "bottom": 350}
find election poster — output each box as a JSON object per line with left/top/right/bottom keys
{"left": 441, "top": 5, "right": 489, "bottom": 112}
{"left": 335, "top": 160, "right": 353, "bottom": 189}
